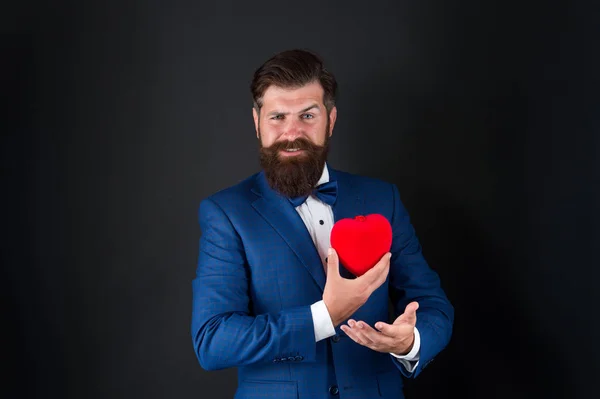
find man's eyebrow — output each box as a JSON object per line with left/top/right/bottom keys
{"left": 266, "top": 110, "right": 287, "bottom": 117}
{"left": 298, "top": 104, "right": 320, "bottom": 113}
{"left": 266, "top": 104, "right": 321, "bottom": 117}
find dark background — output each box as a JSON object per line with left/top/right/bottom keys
{"left": 3, "top": 1, "right": 599, "bottom": 398}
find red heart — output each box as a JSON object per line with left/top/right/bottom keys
{"left": 330, "top": 213, "right": 392, "bottom": 277}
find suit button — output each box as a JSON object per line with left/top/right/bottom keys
{"left": 329, "top": 385, "right": 339, "bottom": 395}
{"left": 332, "top": 334, "right": 340, "bottom": 343}
{"left": 294, "top": 355, "right": 303, "bottom": 361}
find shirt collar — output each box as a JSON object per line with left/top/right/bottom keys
{"left": 316, "top": 162, "right": 330, "bottom": 186}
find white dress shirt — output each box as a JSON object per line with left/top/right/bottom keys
{"left": 293, "top": 163, "right": 420, "bottom": 373}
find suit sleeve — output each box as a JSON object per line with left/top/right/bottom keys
{"left": 191, "top": 198, "right": 318, "bottom": 371}
{"left": 387, "top": 183, "right": 454, "bottom": 378}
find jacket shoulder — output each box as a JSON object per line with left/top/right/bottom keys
{"left": 334, "top": 168, "right": 396, "bottom": 191}
{"left": 200, "top": 172, "right": 260, "bottom": 210}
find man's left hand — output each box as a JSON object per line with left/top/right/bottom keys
{"left": 340, "top": 301, "right": 419, "bottom": 355}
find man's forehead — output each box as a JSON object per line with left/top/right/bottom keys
{"left": 262, "top": 82, "right": 325, "bottom": 106}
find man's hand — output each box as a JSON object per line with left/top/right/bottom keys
{"left": 340, "top": 302, "right": 419, "bottom": 355}
{"left": 323, "top": 248, "right": 391, "bottom": 327}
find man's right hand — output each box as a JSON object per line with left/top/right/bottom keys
{"left": 323, "top": 248, "right": 391, "bottom": 327}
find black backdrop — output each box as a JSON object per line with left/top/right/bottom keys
{"left": 3, "top": 1, "right": 599, "bottom": 398}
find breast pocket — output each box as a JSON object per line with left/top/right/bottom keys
{"left": 234, "top": 380, "right": 298, "bottom": 399}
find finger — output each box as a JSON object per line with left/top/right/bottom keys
{"left": 352, "top": 321, "right": 376, "bottom": 345}
{"left": 374, "top": 321, "right": 398, "bottom": 338}
{"left": 344, "top": 320, "right": 371, "bottom": 343}
{"left": 360, "top": 252, "right": 391, "bottom": 284}
{"left": 356, "top": 321, "right": 378, "bottom": 347}
{"left": 367, "top": 255, "right": 391, "bottom": 291}
{"left": 355, "top": 331, "right": 376, "bottom": 347}
{"left": 343, "top": 324, "right": 378, "bottom": 349}
{"left": 352, "top": 321, "right": 396, "bottom": 350}
{"left": 341, "top": 325, "right": 367, "bottom": 347}
{"left": 326, "top": 248, "right": 340, "bottom": 277}
{"left": 401, "top": 302, "right": 419, "bottom": 325}
{"left": 406, "top": 301, "right": 419, "bottom": 314}
{"left": 380, "top": 251, "right": 392, "bottom": 263}
{"left": 361, "top": 252, "right": 390, "bottom": 277}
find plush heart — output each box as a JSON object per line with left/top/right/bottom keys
{"left": 330, "top": 213, "right": 392, "bottom": 277}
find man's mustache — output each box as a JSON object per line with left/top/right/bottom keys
{"left": 267, "top": 138, "right": 320, "bottom": 151}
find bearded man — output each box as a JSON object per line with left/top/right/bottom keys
{"left": 191, "top": 49, "right": 454, "bottom": 399}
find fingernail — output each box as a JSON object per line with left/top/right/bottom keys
{"left": 328, "top": 248, "right": 333, "bottom": 256}
{"left": 375, "top": 323, "right": 382, "bottom": 329}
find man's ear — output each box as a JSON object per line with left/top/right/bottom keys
{"left": 252, "top": 107, "right": 259, "bottom": 138}
{"left": 328, "top": 106, "right": 337, "bottom": 136}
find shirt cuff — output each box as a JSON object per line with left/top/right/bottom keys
{"left": 390, "top": 326, "right": 420, "bottom": 372}
{"left": 310, "top": 300, "right": 336, "bottom": 342}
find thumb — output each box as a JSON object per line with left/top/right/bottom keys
{"left": 326, "top": 248, "right": 340, "bottom": 277}
{"left": 401, "top": 301, "right": 419, "bottom": 325}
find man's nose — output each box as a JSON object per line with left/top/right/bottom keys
{"left": 280, "top": 119, "right": 304, "bottom": 140}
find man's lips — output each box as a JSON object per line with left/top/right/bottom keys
{"left": 279, "top": 148, "right": 306, "bottom": 156}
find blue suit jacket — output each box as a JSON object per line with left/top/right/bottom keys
{"left": 191, "top": 166, "right": 454, "bottom": 399}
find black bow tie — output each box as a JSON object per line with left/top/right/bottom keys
{"left": 288, "top": 181, "right": 338, "bottom": 207}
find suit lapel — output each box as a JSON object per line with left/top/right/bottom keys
{"left": 250, "top": 166, "right": 366, "bottom": 290}
{"left": 251, "top": 171, "right": 326, "bottom": 292}
{"left": 328, "top": 167, "right": 364, "bottom": 223}
{"left": 328, "top": 167, "right": 365, "bottom": 279}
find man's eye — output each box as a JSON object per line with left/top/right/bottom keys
{"left": 301, "top": 114, "right": 314, "bottom": 119}
{"left": 271, "top": 115, "right": 284, "bottom": 120}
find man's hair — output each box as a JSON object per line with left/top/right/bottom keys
{"left": 250, "top": 49, "right": 337, "bottom": 113}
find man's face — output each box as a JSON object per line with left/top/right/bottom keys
{"left": 253, "top": 81, "right": 337, "bottom": 197}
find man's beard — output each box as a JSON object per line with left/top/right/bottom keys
{"left": 258, "top": 124, "right": 330, "bottom": 198}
